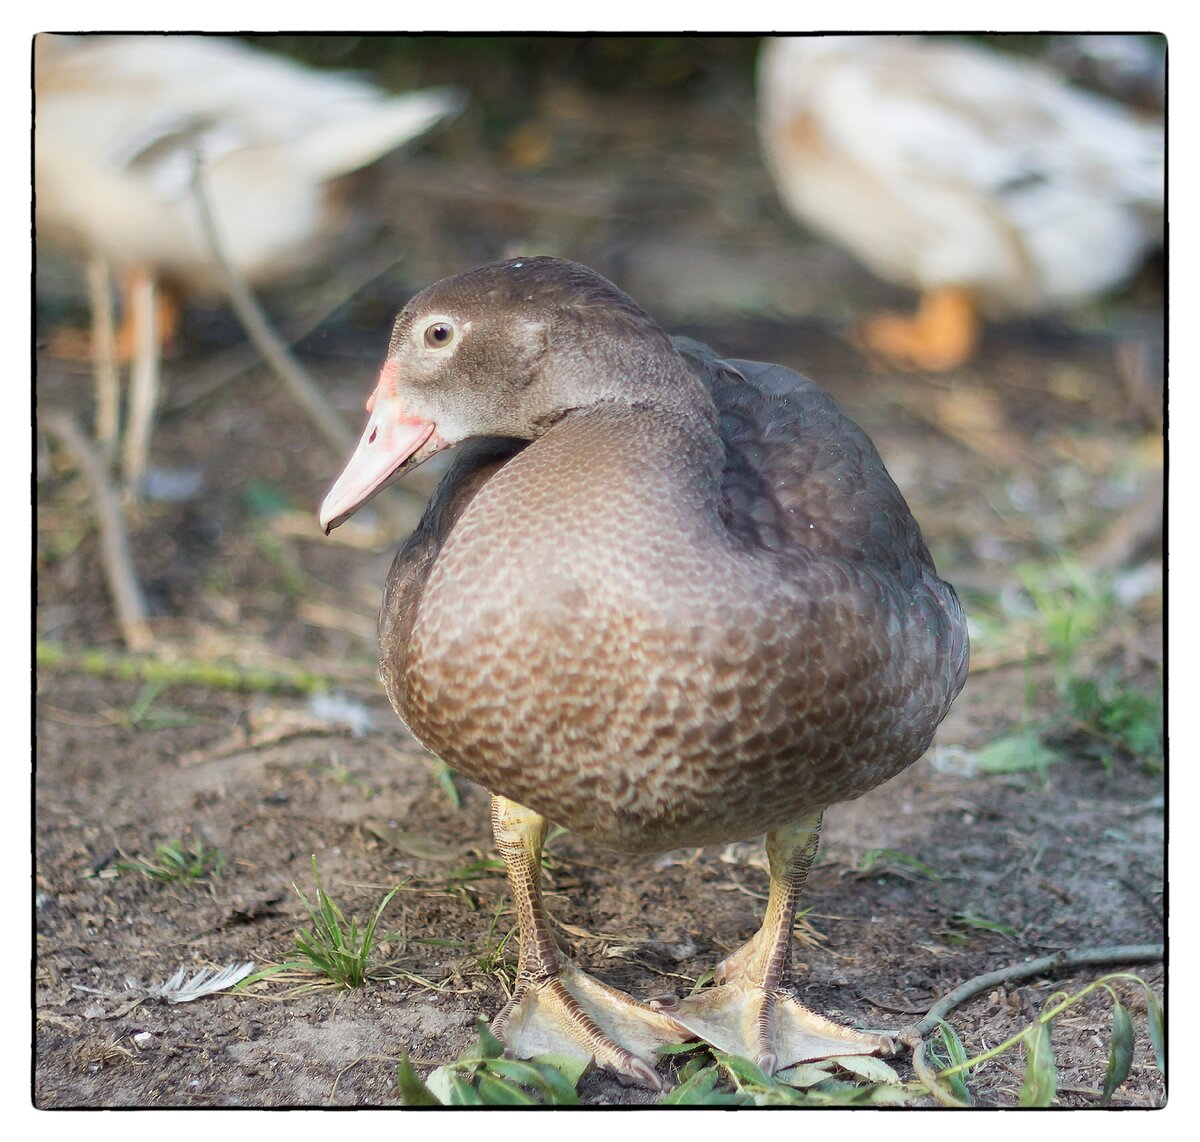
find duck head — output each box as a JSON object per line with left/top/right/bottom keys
{"left": 319, "top": 256, "right": 686, "bottom": 533}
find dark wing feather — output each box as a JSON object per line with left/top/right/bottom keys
{"left": 675, "top": 336, "right": 968, "bottom": 704}
{"left": 675, "top": 337, "right": 935, "bottom": 578}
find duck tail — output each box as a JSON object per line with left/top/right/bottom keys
{"left": 291, "top": 86, "right": 466, "bottom": 181}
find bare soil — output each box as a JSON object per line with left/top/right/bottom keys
{"left": 34, "top": 39, "right": 1164, "bottom": 1109}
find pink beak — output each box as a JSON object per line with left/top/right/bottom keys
{"left": 319, "top": 382, "right": 442, "bottom": 534}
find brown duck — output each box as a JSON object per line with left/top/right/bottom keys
{"left": 320, "top": 256, "right": 969, "bottom": 1090}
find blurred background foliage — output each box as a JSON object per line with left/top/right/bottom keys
{"left": 242, "top": 32, "right": 1165, "bottom": 106}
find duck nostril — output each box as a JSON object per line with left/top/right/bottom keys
{"left": 369, "top": 427, "right": 378, "bottom": 444}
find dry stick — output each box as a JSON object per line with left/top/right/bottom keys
{"left": 1082, "top": 474, "right": 1164, "bottom": 574}
{"left": 36, "top": 639, "right": 335, "bottom": 695}
{"left": 909, "top": 942, "right": 1163, "bottom": 1038}
{"left": 163, "top": 245, "right": 408, "bottom": 417}
{"left": 41, "top": 414, "right": 153, "bottom": 653}
{"left": 896, "top": 942, "right": 1163, "bottom": 1108}
{"left": 187, "top": 155, "right": 357, "bottom": 458}
{"left": 902, "top": 1032, "right": 966, "bottom": 1108}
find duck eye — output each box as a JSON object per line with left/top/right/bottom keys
{"left": 424, "top": 322, "right": 455, "bottom": 349}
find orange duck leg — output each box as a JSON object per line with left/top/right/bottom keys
{"left": 861, "top": 286, "right": 979, "bottom": 372}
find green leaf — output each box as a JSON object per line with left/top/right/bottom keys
{"left": 863, "top": 1083, "right": 918, "bottom": 1105}
{"left": 476, "top": 1073, "right": 539, "bottom": 1104}
{"left": 714, "top": 1050, "right": 773, "bottom": 1091}
{"left": 396, "top": 1052, "right": 442, "bottom": 1106}
{"left": 480, "top": 1056, "right": 574, "bottom": 1103}
{"left": 973, "top": 731, "right": 1058, "bottom": 776}
{"left": 532, "top": 1051, "right": 589, "bottom": 1088}
{"left": 777, "top": 1061, "right": 835, "bottom": 1089}
{"left": 751, "top": 1083, "right": 808, "bottom": 1107}
{"left": 475, "top": 1018, "right": 507, "bottom": 1059}
{"left": 1019, "top": 1021, "right": 1057, "bottom": 1107}
{"left": 1146, "top": 991, "right": 1166, "bottom": 1076}
{"left": 527, "top": 1058, "right": 584, "bottom": 1104}
{"left": 455, "top": 1019, "right": 506, "bottom": 1064}
{"left": 829, "top": 1054, "right": 903, "bottom": 1085}
{"left": 1101, "top": 1001, "right": 1135, "bottom": 1105}
{"left": 656, "top": 1040, "right": 711, "bottom": 1056}
{"left": 678, "top": 1055, "right": 713, "bottom": 1083}
{"left": 444, "top": 1072, "right": 484, "bottom": 1105}
{"left": 806, "top": 1077, "right": 878, "bottom": 1105}
{"left": 661, "top": 1065, "right": 743, "bottom": 1105}
{"left": 423, "top": 1066, "right": 459, "bottom": 1104}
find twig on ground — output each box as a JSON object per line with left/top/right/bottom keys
{"left": 958, "top": 648, "right": 1053, "bottom": 675}
{"left": 1081, "top": 475, "right": 1164, "bottom": 574}
{"left": 162, "top": 245, "right": 408, "bottom": 417}
{"left": 187, "top": 154, "right": 423, "bottom": 536}
{"left": 896, "top": 943, "right": 1163, "bottom": 1108}
{"left": 36, "top": 639, "right": 331, "bottom": 695}
{"left": 188, "top": 155, "right": 356, "bottom": 458}
{"left": 899, "top": 1029, "right": 967, "bottom": 1108}
{"left": 41, "top": 413, "right": 153, "bottom": 653}
{"left": 910, "top": 943, "right": 1163, "bottom": 1038}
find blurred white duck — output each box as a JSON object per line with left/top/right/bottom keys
{"left": 758, "top": 35, "right": 1164, "bottom": 371}
{"left": 35, "top": 33, "right": 462, "bottom": 489}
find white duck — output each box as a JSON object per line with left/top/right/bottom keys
{"left": 35, "top": 33, "right": 462, "bottom": 488}
{"left": 758, "top": 35, "right": 1164, "bottom": 370}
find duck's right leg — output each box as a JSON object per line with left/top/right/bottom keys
{"left": 861, "top": 286, "right": 979, "bottom": 371}
{"left": 490, "top": 795, "right": 690, "bottom": 1091}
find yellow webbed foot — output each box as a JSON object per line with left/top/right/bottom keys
{"left": 662, "top": 977, "right": 892, "bottom": 1075}
{"left": 495, "top": 960, "right": 691, "bottom": 1090}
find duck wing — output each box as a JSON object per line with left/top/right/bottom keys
{"left": 677, "top": 336, "right": 969, "bottom": 706}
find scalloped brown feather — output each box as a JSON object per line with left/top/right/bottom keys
{"left": 371, "top": 260, "right": 967, "bottom": 857}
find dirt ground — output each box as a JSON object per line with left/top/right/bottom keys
{"left": 33, "top": 37, "right": 1165, "bottom": 1109}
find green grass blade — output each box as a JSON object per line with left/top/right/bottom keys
{"left": 934, "top": 1019, "right": 974, "bottom": 1105}
{"left": 1142, "top": 988, "right": 1165, "bottom": 1077}
{"left": 433, "top": 763, "right": 462, "bottom": 808}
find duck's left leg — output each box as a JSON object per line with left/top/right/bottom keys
{"left": 490, "top": 795, "right": 691, "bottom": 1090}
{"left": 120, "top": 267, "right": 159, "bottom": 500}
{"left": 665, "top": 811, "right": 893, "bottom": 1075}
{"left": 861, "top": 286, "right": 979, "bottom": 372}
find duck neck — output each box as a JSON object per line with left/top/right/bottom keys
{"left": 537, "top": 333, "right": 720, "bottom": 454}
